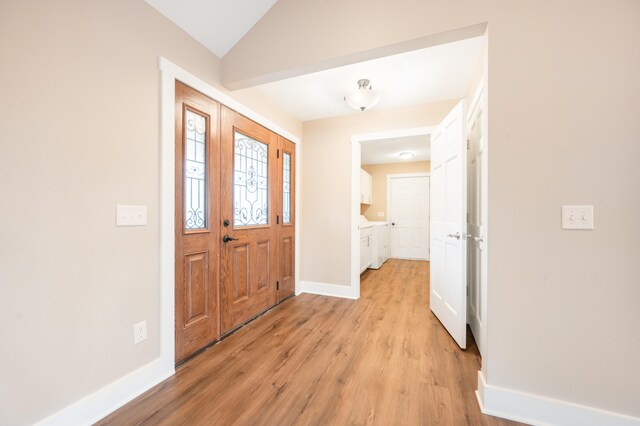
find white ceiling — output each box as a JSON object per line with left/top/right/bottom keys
{"left": 362, "top": 134, "right": 431, "bottom": 165}
{"left": 145, "top": 0, "right": 279, "bottom": 58}
{"left": 258, "top": 37, "right": 484, "bottom": 121}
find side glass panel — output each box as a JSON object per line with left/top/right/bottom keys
{"left": 184, "top": 109, "right": 207, "bottom": 230}
{"left": 283, "top": 152, "right": 291, "bottom": 224}
{"left": 234, "top": 131, "right": 268, "bottom": 226}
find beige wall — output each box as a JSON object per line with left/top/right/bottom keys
{"left": 361, "top": 161, "right": 430, "bottom": 221}
{"left": 0, "top": 1, "right": 301, "bottom": 425}
{"left": 3, "top": 0, "right": 640, "bottom": 423}
{"left": 232, "top": 0, "right": 640, "bottom": 419}
{"left": 301, "top": 101, "right": 456, "bottom": 286}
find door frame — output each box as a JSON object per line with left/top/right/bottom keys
{"left": 350, "top": 127, "right": 434, "bottom": 298}
{"left": 466, "top": 81, "right": 488, "bottom": 356}
{"left": 158, "top": 57, "right": 301, "bottom": 374}
{"left": 386, "top": 172, "right": 430, "bottom": 260}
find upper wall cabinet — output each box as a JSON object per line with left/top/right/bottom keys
{"left": 360, "top": 169, "right": 372, "bottom": 205}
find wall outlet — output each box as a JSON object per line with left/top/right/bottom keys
{"left": 117, "top": 205, "right": 147, "bottom": 227}
{"left": 562, "top": 205, "right": 594, "bottom": 230}
{"left": 133, "top": 321, "right": 147, "bottom": 344}
{"left": 377, "top": 212, "right": 384, "bottom": 218}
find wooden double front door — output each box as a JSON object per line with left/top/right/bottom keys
{"left": 175, "top": 82, "right": 296, "bottom": 363}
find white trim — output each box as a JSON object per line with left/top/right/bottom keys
{"left": 476, "top": 372, "right": 640, "bottom": 426}
{"left": 350, "top": 140, "right": 362, "bottom": 300}
{"left": 300, "top": 281, "right": 359, "bottom": 300}
{"left": 466, "top": 81, "right": 487, "bottom": 358}
{"left": 35, "top": 359, "right": 173, "bottom": 426}
{"left": 36, "top": 56, "right": 303, "bottom": 425}
{"left": 467, "top": 80, "right": 484, "bottom": 124}
{"left": 385, "top": 172, "right": 430, "bottom": 178}
{"left": 386, "top": 173, "right": 430, "bottom": 261}
{"left": 352, "top": 127, "right": 435, "bottom": 144}
{"left": 350, "top": 127, "right": 434, "bottom": 297}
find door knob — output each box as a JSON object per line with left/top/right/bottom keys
{"left": 447, "top": 232, "right": 461, "bottom": 240}
{"left": 391, "top": 222, "right": 396, "bottom": 226}
{"left": 223, "top": 235, "right": 238, "bottom": 243}
{"left": 473, "top": 236, "right": 484, "bottom": 242}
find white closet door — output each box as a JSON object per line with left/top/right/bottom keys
{"left": 430, "top": 100, "right": 468, "bottom": 349}
{"left": 388, "top": 176, "right": 429, "bottom": 260}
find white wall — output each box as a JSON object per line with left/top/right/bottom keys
{"left": 226, "top": 0, "right": 640, "bottom": 420}
{"left": 0, "top": 1, "right": 301, "bottom": 424}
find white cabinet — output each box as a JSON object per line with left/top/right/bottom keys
{"left": 370, "top": 223, "right": 389, "bottom": 269}
{"left": 360, "top": 169, "right": 372, "bottom": 205}
{"left": 360, "top": 222, "right": 389, "bottom": 272}
{"left": 359, "top": 226, "right": 373, "bottom": 273}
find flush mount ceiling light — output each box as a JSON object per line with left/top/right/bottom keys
{"left": 344, "top": 79, "right": 381, "bottom": 112}
{"left": 398, "top": 151, "right": 415, "bottom": 160}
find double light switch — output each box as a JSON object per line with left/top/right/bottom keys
{"left": 561, "top": 205, "right": 594, "bottom": 230}
{"left": 116, "top": 205, "right": 147, "bottom": 226}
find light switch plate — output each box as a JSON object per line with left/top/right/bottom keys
{"left": 117, "top": 205, "right": 147, "bottom": 226}
{"left": 562, "top": 205, "right": 594, "bottom": 230}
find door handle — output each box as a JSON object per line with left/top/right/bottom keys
{"left": 223, "top": 235, "right": 238, "bottom": 243}
{"left": 447, "top": 232, "right": 461, "bottom": 240}
{"left": 473, "top": 236, "right": 484, "bottom": 242}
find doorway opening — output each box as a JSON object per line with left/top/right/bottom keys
{"left": 351, "top": 128, "right": 432, "bottom": 300}
{"left": 350, "top": 80, "right": 486, "bottom": 356}
{"left": 173, "top": 81, "right": 297, "bottom": 364}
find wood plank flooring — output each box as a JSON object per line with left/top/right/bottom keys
{"left": 99, "top": 260, "right": 522, "bottom": 425}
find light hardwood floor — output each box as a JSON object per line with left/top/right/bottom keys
{"left": 99, "top": 259, "right": 521, "bottom": 425}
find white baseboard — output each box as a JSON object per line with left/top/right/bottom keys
{"left": 35, "top": 359, "right": 174, "bottom": 426}
{"left": 476, "top": 371, "right": 640, "bottom": 426}
{"left": 300, "top": 281, "right": 359, "bottom": 300}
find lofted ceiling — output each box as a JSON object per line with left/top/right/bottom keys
{"left": 145, "top": 0, "right": 279, "bottom": 58}
{"left": 145, "top": 1, "right": 483, "bottom": 122}
{"left": 362, "top": 135, "right": 431, "bottom": 165}
{"left": 258, "top": 37, "right": 484, "bottom": 121}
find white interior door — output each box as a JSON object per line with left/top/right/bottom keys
{"left": 430, "top": 100, "right": 467, "bottom": 349}
{"left": 388, "top": 175, "right": 430, "bottom": 260}
{"left": 467, "top": 91, "right": 486, "bottom": 355}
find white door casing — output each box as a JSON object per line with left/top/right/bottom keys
{"left": 388, "top": 174, "right": 430, "bottom": 260}
{"left": 467, "top": 86, "right": 486, "bottom": 355}
{"left": 430, "top": 99, "right": 468, "bottom": 349}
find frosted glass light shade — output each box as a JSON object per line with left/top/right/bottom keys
{"left": 344, "top": 79, "right": 381, "bottom": 112}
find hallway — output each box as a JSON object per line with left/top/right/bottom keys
{"left": 100, "top": 260, "right": 519, "bottom": 425}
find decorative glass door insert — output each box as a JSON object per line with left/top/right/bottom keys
{"left": 184, "top": 109, "right": 207, "bottom": 230}
{"left": 283, "top": 152, "right": 291, "bottom": 224}
{"left": 234, "top": 131, "right": 268, "bottom": 226}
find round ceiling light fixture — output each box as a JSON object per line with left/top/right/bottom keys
{"left": 344, "top": 79, "right": 381, "bottom": 112}
{"left": 398, "top": 151, "right": 415, "bottom": 160}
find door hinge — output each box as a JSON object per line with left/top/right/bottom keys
{"left": 277, "top": 215, "right": 280, "bottom": 225}
{"left": 277, "top": 149, "right": 280, "bottom": 158}
{"left": 276, "top": 281, "right": 280, "bottom": 290}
